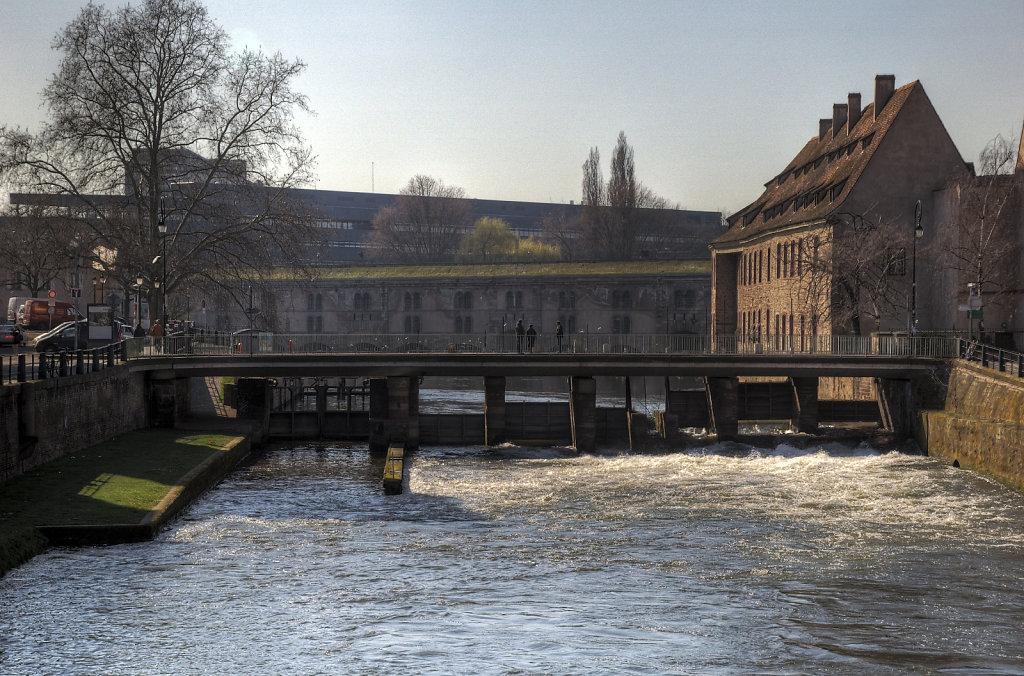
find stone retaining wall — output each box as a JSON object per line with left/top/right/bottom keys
{"left": 919, "top": 363, "right": 1024, "bottom": 491}
{"left": 0, "top": 367, "right": 146, "bottom": 482}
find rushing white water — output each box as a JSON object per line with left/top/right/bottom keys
{"left": 1, "top": 441, "right": 1022, "bottom": 675}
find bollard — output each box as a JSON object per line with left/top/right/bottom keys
{"left": 39, "top": 354, "right": 47, "bottom": 379}
{"left": 289, "top": 339, "right": 294, "bottom": 353}
{"left": 17, "top": 354, "right": 26, "bottom": 382}
{"left": 237, "top": 341, "right": 243, "bottom": 354}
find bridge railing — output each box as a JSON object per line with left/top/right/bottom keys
{"left": 123, "top": 332, "right": 962, "bottom": 359}
{"left": 958, "top": 339, "right": 1024, "bottom": 377}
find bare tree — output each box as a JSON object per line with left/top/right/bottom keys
{"left": 800, "top": 213, "right": 911, "bottom": 336}
{"left": 0, "top": 201, "right": 90, "bottom": 297}
{"left": 942, "top": 134, "right": 1020, "bottom": 333}
{"left": 368, "top": 175, "right": 472, "bottom": 263}
{"left": 579, "top": 132, "right": 674, "bottom": 260}
{"left": 0, "top": 0, "right": 318, "bottom": 324}
{"left": 539, "top": 208, "right": 584, "bottom": 261}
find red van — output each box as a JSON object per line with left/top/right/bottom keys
{"left": 18, "top": 299, "right": 83, "bottom": 330}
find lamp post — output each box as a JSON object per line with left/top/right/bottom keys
{"left": 910, "top": 200, "right": 924, "bottom": 333}
{"left": 133, "top": 274, "right": 144, "bottom": 328}
{"left": 158, "top": 196, "right": 168, "bottom": 330}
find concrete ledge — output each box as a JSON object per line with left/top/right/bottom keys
{"left": 139, "top": 435, "right": 252, "bottom": 531}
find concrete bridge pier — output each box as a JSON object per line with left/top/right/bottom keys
{"left": 875, "top": 377, "right": 913, "bottom": 435}
{"left": 569, "top": 376, "right": 596, "bottom": 453}
{"left": 790, "top": 376, "right": 819, "bottom": 434}
{"left": 705, "top": 376, "right": 739, "bottom": 440}
{"left": 368, "top": 376, "right": 420, "bottom": 454}
{"left": 484, "top": 375, "right": 506, "bottom": 446}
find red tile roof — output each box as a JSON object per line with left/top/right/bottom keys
{"left": 713, "top": 81, "right": 920, "bottom": 247}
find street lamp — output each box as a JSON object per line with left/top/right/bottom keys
{"left": 910, "top": 200, "right": 924, "bottom": 333}
{"left": 157, "top": 196, "right": 168, "bottom": 330}
{"left": 135, "top": 274, "right": 144, "bottom": 328}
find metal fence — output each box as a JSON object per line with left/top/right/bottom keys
{"left": 123, "top": 332, "right": 963, "bottom": 359}
{"left": 0, "top": 342, "right": 127, "bottom": 385}
{"left": 4, "top": 333, "right": 997, "bottom": 386}
{"left": 958, "top": 340, "right": 1024, "bottom": 378}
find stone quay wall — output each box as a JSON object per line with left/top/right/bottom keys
{"left": 0, "top": 366, "right": 146, "bottom": 482}
{"left": 919, "top": 362, "right": 1024, "bottom": 492}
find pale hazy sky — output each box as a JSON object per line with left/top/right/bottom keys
{"left": 2, "top": 0, "right": 1022, "bottom": 214}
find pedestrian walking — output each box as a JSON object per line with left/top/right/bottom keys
{"left": 526, "top": 324, "right": 537, "bottom": 353}
{"left": 514, "top": 319, "right": 525, "bottom": 353}
{"left": 555, "top": 321, "right": 564, "bottom": 353}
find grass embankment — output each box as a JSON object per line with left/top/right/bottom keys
{"left": 270, "top": 260, "right": 712, "bottom": 281}
{"left": 0, "top": 429, "right": 240, "bottom": 577}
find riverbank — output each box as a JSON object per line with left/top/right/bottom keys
{"left": 0, "top": 426, "right": 253, "bottom": 578}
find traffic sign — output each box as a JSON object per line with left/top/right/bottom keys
{"left": 47, "top": 289, "right": 56, "bottom": 299}
{"left": 71, "top": 288, "right": 81, "bottom": 298}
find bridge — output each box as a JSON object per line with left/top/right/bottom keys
{"left": 4, "top": 331, "right": 1022, "bottom": 464}
{"left": 100, "top": 332, "right": 963, "bottom": 451}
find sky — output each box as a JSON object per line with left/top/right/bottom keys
{"left": 1, "top": 0, "right": 1022, "bottom": 215}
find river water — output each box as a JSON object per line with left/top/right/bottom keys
{"left": 1, "top": 439, "right": 1023, "bottom": 675}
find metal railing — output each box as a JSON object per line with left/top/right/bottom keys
{"left": 123, "top": 332, "right": 962, "bottom": 359}
{"left": 958, "top": 339, "right": 1024, "bottom": 378}
{"left": 1, "top": 341, "right": 128, "bottom": 385}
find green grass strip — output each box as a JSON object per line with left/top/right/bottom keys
{"left": 0, "top": 429, "right": 237, "bottom": 531}
{"left": 268, "top": 260, "right": 711, "bottom": 281}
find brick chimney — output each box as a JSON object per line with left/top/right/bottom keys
{"left": 832, "top": 104, "right": 848, "bottom": 137}
{"left": 819, "top": 118, "right": 832, "bottom": 141}
{"left": 848, "top": 93, "right": 862, "bottom": 130}
{"left": 874, "top": 75, "right": 895, "bottom": 119}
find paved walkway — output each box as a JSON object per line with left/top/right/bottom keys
{"left": 189, "top": 376, "right": 235, "bottom": 418}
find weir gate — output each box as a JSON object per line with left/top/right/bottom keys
{"left": 124, "top": 333, "right": 955, "bottom": 452}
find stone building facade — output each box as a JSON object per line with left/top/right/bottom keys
{"left": 210, "top": 262, "right": 711, "bottom": 340}
{"left": 710, "top": 75, "right": 973, "bottom": 342}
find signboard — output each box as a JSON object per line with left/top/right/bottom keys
{"left": 88, "top": 304, "right": 113, "bottom": 340}
{"left": 967, "top": 309, "right": 983, "bottom": 320}
{"left": 47, "top": 289, "right": 56, "bottom": 299}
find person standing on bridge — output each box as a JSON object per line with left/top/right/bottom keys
{"left": 526, "top": 324, "right": 537, "bottom": 353}
{"left": 515, "top": 319, "right": 525, "bottom": 353}
{"left": 555, "top": 321, "right": 564, "bottom": 353}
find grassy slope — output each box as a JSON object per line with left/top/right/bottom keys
{"left": 270, "top": 260, "right": 712, "bottom": 281}
{"left": 0, "top": 429, "right": 238, "bottom": 575}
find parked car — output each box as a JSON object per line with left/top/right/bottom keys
{"left": 33, "top": 320, "right": 88, "bottom": 353}
{"left": 0, "top": 323, "right": 23, "bottom": 347}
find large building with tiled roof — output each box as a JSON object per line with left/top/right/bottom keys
{"left": 710, "top": 74, "right": 973, "bottom": 343}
